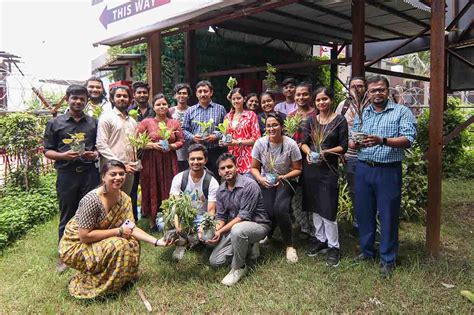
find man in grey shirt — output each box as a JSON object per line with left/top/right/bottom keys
{"left": 206, "top": 153, "right": 271, "bottom": 286}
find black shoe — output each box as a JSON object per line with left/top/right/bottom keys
{"left": 326, "top": 247, "right": 340, "bottom": 267}
{"left": 353, "top": 252, "right": 376, "bottom": 263}
{"left": 306, "top": 240, "right": 328, "bottom": 257}
{"left": 380, "top": 263, "right": 395, "bottom": 279}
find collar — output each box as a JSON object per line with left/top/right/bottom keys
{"left": 65, "top": 110, "right": 86, "bottom": 122}
{"left": 196, "top": 101, "right": 214, "bottom": 109}
{"left": 113, "top": 106, "right": 129, "bottom": 119}
{"left": 367, "top": 99, "right": 395, "bottom": 113}
{"left": 219, "top": 174, "right": 245, "bottom": 191}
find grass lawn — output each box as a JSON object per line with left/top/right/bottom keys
{"left": 0, "top": 179, "right": 472, "bottom": 313}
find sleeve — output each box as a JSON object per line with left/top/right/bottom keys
{"left": 207, "top": 177, "right": 219, "bottom": 202}
{"left": 399, "top": 107, "right": 417, "bottom": 145}
{"left": 43, "top": 119, "right": 58, "bottom": 152}
{"left": 182, "top": 108, "right": 194, "bottom": 141}
{"left": 171, "top": 120, "right": 184, "bottom": 149}
{"left": 96, "top": 116, "right": 120, "bottom": 161}
{"left": 136, "top": 119, "right": 148, "bottom": 135}
{"left": 338, "top": 116, "right": 349, "bottom": 154}
{"left": 76, "top": 193, "right": 100, "bottom": 229}
{"left": 352, "top": 115, "right": 360, "bottom": 133}
{"left": 251, "top": 139, "right": 263, "bottom": 162}
{"left": 215, "top": 190, "right": 227, "bottom": 222}
{"left": 169, "top": 172, "right": 182, "bottom": 195}
{"left": 335, "top": 100, "right": 345, "bottom": 115}
{"left": 301, "top": 117, "right": 313, "bottom": 146}
{"left": 248, "top": 112, "right": 261, "bottom": 141}
{"left": 289, "top": 139, "right": 302, "bottom": 161}
{"left": 237, "top": 183, "right": 260, "bottom": 221}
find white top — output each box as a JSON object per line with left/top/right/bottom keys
{"left": 169, "top": 170, "right": 219, "bottom": 215}
{"left": 251, "top": 136, "right": 302, "bottom": 176}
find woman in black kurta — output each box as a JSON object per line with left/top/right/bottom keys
{"left": 301, "top": 87, "right": 348, "bottom": 267}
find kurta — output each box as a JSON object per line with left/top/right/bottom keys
{"left": 137, "top": 118, "right": 184, "bottom": 220}
{"left": 59, "top": 190, "right": 140, "bottom": 299}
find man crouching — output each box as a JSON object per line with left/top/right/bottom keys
{"left": 205, "top": 153, "right": 271, "bottom": 286}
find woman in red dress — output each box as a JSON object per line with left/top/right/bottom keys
{"left": 221, "top": 88, "right": 261, "bottom": 176}
{"left": 137, "top": 93, "right": 184, "bottom": 231}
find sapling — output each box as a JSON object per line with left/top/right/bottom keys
{"left": 128, "top": 109, "right": 138, "bottom": 121}
{"left": 216, "top": 119, "right": 232, "bottom": 143}
{"left": 346, "top": 88, "right": 370, "bottom": 143}
{"left": 200, "top": 213, "right": 218, "bottom": 241}
{"left": 127, "top": 132, "right": 151, "bottom": 171}
{"left": 226, "top": 76, "right": 238, "bottom": 91}
{"left": 283, "top": 114, "right": 303, "bottom": 138}
{"left": 158, "top": 121, "right": 172, "bottom": 151}
{"left": 263, "top": 63, "right": 278, "bottom": 91}
{"left": 309, "top": 118, "right": 343, "bottom": 173}
{"left": 160, "top": 193, "right": 199, "bottom": 243}
{"left": 193, "top": 118, "right": 214, "bottom": 137}
{"left": 91, "top": 105, "right": 103, "bottom": 119}
{"left": 62, "top": 132, "right": 86, "bottom": 154}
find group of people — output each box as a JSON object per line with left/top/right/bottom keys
{"left": 43, "top": 74, "right": 416, "bottom": 298}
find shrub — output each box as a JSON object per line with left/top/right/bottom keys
{"left": 417, "top": 97, "right": 471, "bottom": 177}
{"left": 0, "top": 173, "right": 57, "bottom": 250}
{"left": 400, "top": 147, "right": 427, "bottom": 221}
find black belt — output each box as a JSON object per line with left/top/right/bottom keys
{"left": 58, "top": 165, "right": 96, "bottom": 173}
{"left": 359, "top": 160, "right": 401, "bottom": 167}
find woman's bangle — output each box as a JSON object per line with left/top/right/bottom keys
{"left": 118, "top": 227, "right": 124, "bottom": 237}
{"left": 154, "top": 239, "right": 160, "bottom": 247}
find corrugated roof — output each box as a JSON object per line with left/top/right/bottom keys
{"left": 95, "top": 0, "right": 432, "bottom": 47}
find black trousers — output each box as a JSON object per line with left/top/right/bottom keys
{"left": 261, "top": 181, "right": 296, "bottom": 246}
{"left": 56, "top": 168, "right": 99, "bottom": 242}
{"left": 206, "top": 147, "right": 226, "bottom": 181}
{"left": 130, "top": 171, "right": 139, "bottom": 221}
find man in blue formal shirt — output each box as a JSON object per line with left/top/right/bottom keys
{"left": 349, "top": 75, "right": 417, "bottom": 278}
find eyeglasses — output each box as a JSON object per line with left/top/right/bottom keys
{"left": 266, "top": 124, "right": 281, "bottom": 129}
{"left": 368, "top": 88, "right": 387, "bottom": 94}
{"left": 350, "top": 84, "right": 365, "bottom": 89}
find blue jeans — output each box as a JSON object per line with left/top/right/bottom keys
{"left": 355, "top": 161, "right": 402, "bottom": 265}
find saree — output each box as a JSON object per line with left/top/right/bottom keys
{"left": 59, "top": 190, "right": 140, "bottom": 299}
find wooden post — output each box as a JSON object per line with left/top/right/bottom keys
{"left": 147, "top": 31, "right": 163, "bottom": 96}
{"left": 185, "top": 30, "right": 198, "bottom": 103}
{"left": 330, "top": 43, "right": 338, "bottom": 91}
{"left": 426, "top": 0, "right": 446, "bottom": 258}
{"left": 351, "top": 0, "right": 365, "bottom": 77}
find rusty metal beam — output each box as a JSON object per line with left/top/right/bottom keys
{"left": 367, "top": 1, "right": 431, "bottom": 28}
{"left": 365, "top": 26, "right": 430, "bottom": 68}
{"left": 366, "top": 66, "right": 430, "bottom": 81}
{"left": 337, "top": 43, "right": 347, "bottom": 56}
{"left": 185, "top": 30, "right": 198, "bottom": 90}
{"left": 299, "top": 1, "right": 408, "bottom": 38}
{"left": 162, "top": 0, "right": 300, "bottom": 37}
{"left": 199, "top": 57, "right": 351, "bottom": 78}
{"left": 352, "top": 0, "right": 366, "bottom": 77}
{"left": 147, "top": 32, "right": 163, "bottom": 96}
{"left": 446, "top": 47, "right": 474, "bottom": 67}
{"left": 330, "top": 43, "right": 338, "bottom": 91}
{"left": 426, "top": 0, "right": 446, "bottom": 258}
{"left": 446, "top": 0, "right": 473, "bottom": 31}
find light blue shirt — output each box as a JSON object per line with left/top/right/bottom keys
{"left": 182, "top": 102, "right": 226, "bottom": 149}
{"left": 352, "top": 100, "right": 417, "bottom": 163}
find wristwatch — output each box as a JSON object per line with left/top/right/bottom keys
{"left": 238, "top": 139, "right": 242, "bottom": 146}
{"left": 382, "top": 137, "right": 388, "bottom": 145}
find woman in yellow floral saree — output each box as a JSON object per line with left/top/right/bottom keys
{"left": 59, "top": 160, "right": 169, "bottom": 299}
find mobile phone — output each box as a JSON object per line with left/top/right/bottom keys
{"left": 123, "top": 219, "right": 135, "bottom": 229}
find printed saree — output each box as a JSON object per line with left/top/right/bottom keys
{"left": 59, "top": 191, "right": 140, "bottom": 299}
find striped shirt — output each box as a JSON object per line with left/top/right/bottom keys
{"left": 352, "top": 100, "right": 417, "bottom": 163}
{"left": 182, "top": 102, "right": 227, "bottom": 149}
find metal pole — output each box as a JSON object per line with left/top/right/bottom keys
{"left": 185, "top": 30, "right": 198, "bottom": 104}
{"left": 351, "top": 0, "right": 365, "bottom": 77}
{"left": 330, "top": 43, "right": 338, "bottom": 91}
{"left": 426, "top": 0, "right": 446, "bottom": 257}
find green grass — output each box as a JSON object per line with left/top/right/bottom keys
{"left": 0, "top": 180, "right": 472, "bottom": 313}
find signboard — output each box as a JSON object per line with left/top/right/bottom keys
{"left": 99, "top": 0, "right": 170, "bottom": 29}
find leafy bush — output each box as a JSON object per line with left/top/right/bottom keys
{"left": 400, "top": 147, "right": 427, "bottom": 221}
{"left": 0, "top": 173, "right": 57, "bottom": 250}
{"left": 417, "top": 97, "right": 472, "bottom": 178}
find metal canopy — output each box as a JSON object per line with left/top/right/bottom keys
{"left": 95, "top": 0, "right": 432, "bottom": 47}
{"left": 95, "top": 53, "right": 144, "bottom": 72}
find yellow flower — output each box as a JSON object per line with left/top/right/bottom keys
{"left": 62, "top": 139, "right": 73, "bottom": 144}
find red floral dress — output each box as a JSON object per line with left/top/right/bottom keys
{"left": 137, "top": 118, "right": 184, "bottom": 222}
{"left": 225, "top": 110, "right": 261, "bottom": 174}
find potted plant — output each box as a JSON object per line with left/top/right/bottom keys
{"left": 264, "top": 151, "right": 280, "bottom": 186}
{"left": 309, "top": 119, "right": 343, "bottom": 168}
{"left": 160, "top": 194, "right": 199, "bottom": 244}
{"left": 91, "top": 105, "right": 103, "bottom": 119}
{"left": 62, "top": 132, "right": 86, "bottom": 154}
{"left": 128, "top": 109, "right": 138, "bottom": 121}
{"left": 283, "top": 114, "right": 303, "bottom": 138}
{"left": 346, "top": 88, "right": 370, "bottom": 144}
{"left": 127, "top": 132, "right": 151, "bottom": 171}
{"left": 227, "top": 76, "right": 238, "bottom": 91}
{"left": 193, "top": 118, "right": 214, "bottom": 137}
{"left": 216, "top": 119, "right": 232, "bottom": 143}
{"left": 158, "top": 121, "right": 172, "bottom": 151}
{"left": 263, "top": 63, "right": 278, "bottom": 93}
{"left": 200, "top": 212, "right": 218, "bottom": 241}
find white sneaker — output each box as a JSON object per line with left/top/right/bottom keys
{"left": 221, "top": 266, "right": 248, "bottom": 286}
{"left": 172, "top": 246, "right": 186, "bottom": 261}
{"left": 286, "top": 247, "right": 299, "bottom": 264}
{"left": 249, "top": 243, "right": 260, "bottom": 260}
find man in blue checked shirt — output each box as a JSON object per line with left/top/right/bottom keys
{"left": 349, "top": 75, "right": 416, "bottom": 279}
{"left": 182, "top": 80, "right": 227, "bottom": 178}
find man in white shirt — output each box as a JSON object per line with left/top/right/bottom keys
{"left": 168, "top": 144, "right": 219, "bottom": 260}
{"left": 96, "top": 85, "right": 137, "bottom": 195}
{"left": 84, "top": 77, "right": 112, "bottom": 117}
